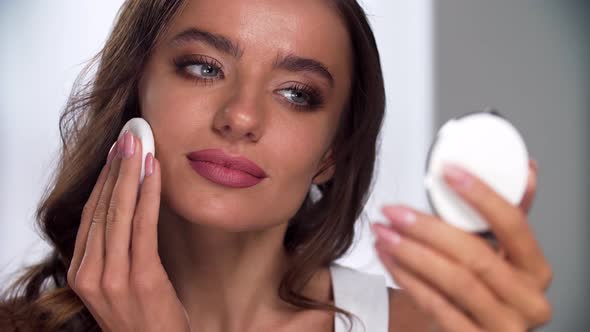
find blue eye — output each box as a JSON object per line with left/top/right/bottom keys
{"left": 275, "top": 82, "right": 325, "bottom": 111}
{"left": 187, "top": 63, "right": 221, "bottom": 78}
{"left": 173, "top": 55, "right": 225, "bottom": 83}
{"left": 277, "top": 89, "right": 310, "bottom": 106}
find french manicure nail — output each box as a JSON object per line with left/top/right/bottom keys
{"left": 370, "top": 222, "right": 385, "bottom": 238}
{"left": 443, "top": 164, "right": 473, "bottom": 191}
{"left": 107, "top": 141, "right": 118, "bottom": 164}
{"left": 373, "top": 224, "right": 401, "bottom": 245}
{"left": 382, "top": 206, "right": 416, "bottom": 226}
{"left": 123, "top": 131, "right": 135, "bottom": 158}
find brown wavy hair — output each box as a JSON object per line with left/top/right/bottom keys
{"left": 0, "top": 0, "right": 385, "bottom": 331}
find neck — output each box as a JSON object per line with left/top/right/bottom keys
{"left": 157, "top": 205, "right": 305, "bottom": 331}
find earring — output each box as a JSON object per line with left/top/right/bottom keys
{"left": 309, "top": 184, "right": 323, "bottom": 203}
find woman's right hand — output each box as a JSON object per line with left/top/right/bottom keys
{"left": 67, "top": 131, "right": 191, "bottom": 332}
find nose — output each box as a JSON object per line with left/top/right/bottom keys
{"left": 212, "top": 85, "right": 266, "bottom": 143}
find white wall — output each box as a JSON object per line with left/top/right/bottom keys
{"left": 0, "top": 0, "right": 130, "bottom": 285}
{"left": 0, "top": 1, "right": 434, "bottom": 289}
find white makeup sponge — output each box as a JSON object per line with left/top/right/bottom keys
{"left": 113, "top": 118, "right": 155, "bottom": 185}
{"left": 424, "top": 111, "right": 529, "bottom": 233}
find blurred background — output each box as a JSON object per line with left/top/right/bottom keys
{"left": 0, "top": 0, "right": 588, "bottom": 330}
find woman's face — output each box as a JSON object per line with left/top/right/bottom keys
{"left": 138, "top": 0, "right": 352, "bottom": 230}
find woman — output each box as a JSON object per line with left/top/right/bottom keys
{"left": 0, "top": 0, "right": 552, "bottom": 331}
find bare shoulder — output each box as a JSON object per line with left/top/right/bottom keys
{"left": 387, "top": 287, "right": 433, "bottom": 332}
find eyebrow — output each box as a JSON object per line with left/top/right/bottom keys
{"left": 273, "top": 54, "right": 334, "bottom": 88}
{"left": 169, "top": 27, "right": 334, "bottom": 87}
{"left": 169, "top": 27, "right": 243, "bottom": 58}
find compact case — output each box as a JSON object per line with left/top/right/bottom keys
{"left": 424, "top": 110, "right": 529, "bottom": 233}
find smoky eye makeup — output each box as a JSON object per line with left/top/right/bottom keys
{"left": 172, "top": 54, "right": 225, "bottom": 84}
{"left": 274, "top": 82, "right": 326, "bottom": 112}
{"left": 170, "top": 54, "right": 327, "bottom": 111}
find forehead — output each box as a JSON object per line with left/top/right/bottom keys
{"left": 163, "top": 0, "right": 352, "bottom": 76}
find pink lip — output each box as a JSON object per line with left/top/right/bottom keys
{"left": 187, "top": 149, "right": 267, "bottom": 188}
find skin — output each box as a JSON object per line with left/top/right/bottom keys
{"left": 66, "top": 0, "right": 553, "bottom": 331}
{"left": 377, "top": 159, "right": 553, "bottom": 331}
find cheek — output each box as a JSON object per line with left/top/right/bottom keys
{"left": 273, "top": 130, "right": 325, "bottom": 180}
{"left": 265, "top": 119, "right": 332, "bottom": 193}
{"left": 141, "top": 76, "right": 212, "bottom": 133}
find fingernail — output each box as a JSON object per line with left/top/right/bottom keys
{"left": 145, "top": 153, "right": 154, "bottom": 177}
{"left": 107, "top": 141, "right": 118, "bottom": 164}
{"left": 123, "top": 131, "right": 135, "bottom": 158}
{"left": 370, "top": 222, "right": 384, "bottom": 237}
{"left": 443, "top": 164, "right": 473, "bottom": 191}
{"left": 373, "top": 223, "right": 401, "bottom": 245}
{"left": 116, "top": 132, "right": 125, "bottom": 158}
{"left": 382, "top": 206, "right": 416, "bottom": 226}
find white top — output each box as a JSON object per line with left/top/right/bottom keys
{"left": 330, "top": 263, "right": 389, "bottom": 332}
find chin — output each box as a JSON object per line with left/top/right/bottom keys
{"left": 161, "top": 189, "right": 279, "bottom": 232}
{"left": 160, "top": 166, "right": 309, "bottom": 232}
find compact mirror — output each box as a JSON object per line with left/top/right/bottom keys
{"left": 424, "top": 110, "right": 529, "bottom": 233}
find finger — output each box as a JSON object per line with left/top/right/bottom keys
{"left": 518, "top": 159, "right": 538, "bottom": 214}
{"left": 373, "top": 224, "right": 524, "bottom": 331}
{"left": 104, "top": 131, "right": 142, "bottom": 277}
{"left": 67, "top": 142, "right": 118, "bottom": 287}
{"left": 375, "top": 247, "right": 480, "bottom": 332}
{"left": 74, "top": 139, "right": 123, "bottom": 315}
{"left": 131, "top": 153, "right": 161, "bottom": 268}
{"left": 381, "top": 205, "right": 553, "bottom": 325}
{"left": 79, "top": 135, "right": 125, "bottom": 274}
{"left": 442, "top": 164, "right": 550, "bottom": 282}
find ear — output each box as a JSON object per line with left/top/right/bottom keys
{"left": 312, "top": 148, "right": 335, "bottom": 185}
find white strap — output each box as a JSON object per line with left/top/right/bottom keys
{"left": 330, "top": 264, "right": 389, "bottom": 332}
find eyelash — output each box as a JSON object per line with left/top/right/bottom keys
{"left": 276, "top": 82, "right": 325, "bottom": 111}
{"left": 172, "top": 55, "right": 325, "bottom": 111}
{"left": 173, "top": 54, "right": 225, "bottom": 85}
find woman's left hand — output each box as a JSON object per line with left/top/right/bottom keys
{"left": 373, "top": 159, "right": 553, "bottom": 331}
